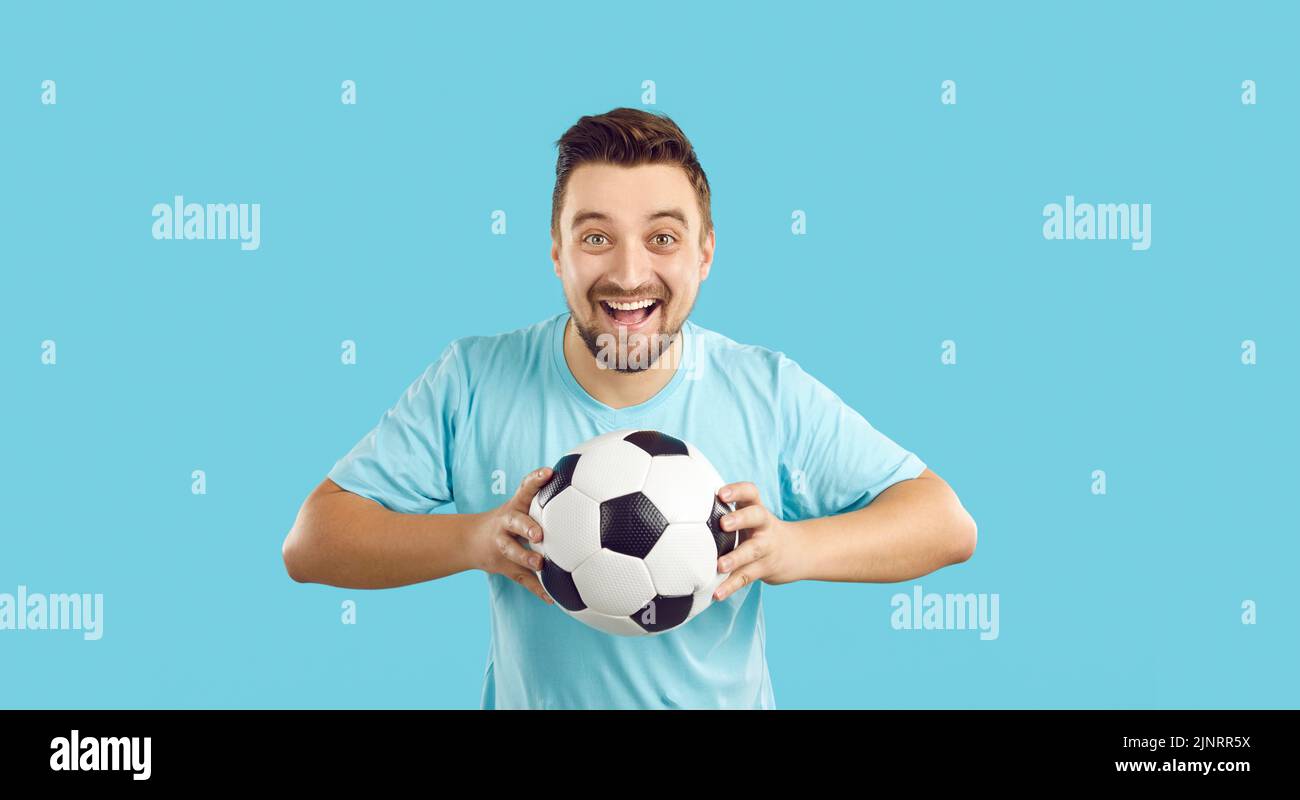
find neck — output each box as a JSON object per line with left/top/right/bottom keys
{"left": 563, "top": 317, "right": 684, "bottom": 410}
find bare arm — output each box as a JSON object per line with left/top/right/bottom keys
{"left": 711, "top": 467, "right": 977, "bottom": 601}
{"left": 789, "top": 468, "right": 977, "bottom": 584}
{"left": 281, "top": 478, "right": 482, "bottom": 590}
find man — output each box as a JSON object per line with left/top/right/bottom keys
{"left": 281, "top": 107, "right": 977, "bottom": 709}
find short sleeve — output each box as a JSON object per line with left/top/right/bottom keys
{"left": 327, "top": 342, "right": 465, "bottom": 514}
{"left": 777, "top": 355, "right": 926, "bottom": 522}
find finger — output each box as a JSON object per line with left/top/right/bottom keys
{"left": 509, "top": 570, "right": 555, "bottom": 605}
{"left": 502, "top": 509, "right": 544, "bottom": 544}
{"left": 718, "top": 536, "right": 765, "bottom": 574}
{"left": 719, "top": 505, "right": 768, "bottom": 535}
{"left": 718, "top": 481, "right": 759, "bottom": 506}
{"left": 496, "top": 529, "right": 545, "bottom": 572}
{"left": 512, "top": 466, "right": 554, "bottom": 512}
{"left": 714, "top": 565, "right": 758, "bottom": 601}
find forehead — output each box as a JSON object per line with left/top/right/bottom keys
{"left": 563, "top": 162, "right": 698, "bottom": 225}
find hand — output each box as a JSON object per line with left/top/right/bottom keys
{"left": 468, "top": 466, "right": 555, "bottom": 605}
{"left": 712, "top": 481, "right": 803, "bottom": 602}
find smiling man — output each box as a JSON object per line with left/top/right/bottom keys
{"left": 281, "top": 107, "right": 977, "bottom": 709}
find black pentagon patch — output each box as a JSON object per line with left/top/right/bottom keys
{"left": 599, "top": 492, "right": 668, "bottom": 559}
{"left": 707, "top": 497, "right": 737, "bottom": 557}
{"left": 535, "top": 453, "right": 580, "bottom": 510}
{"left": 539, "top": 559, "right": 585, "bottom": 612}
{"left": 622, "top": 430, "right": 689, "bottom": 457}
{"left": 630, "top": 594, "right": 694, "bottom": 633}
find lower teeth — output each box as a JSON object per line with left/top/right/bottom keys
{"left": 606, "top": 302, "right": 655, "bottom": 323}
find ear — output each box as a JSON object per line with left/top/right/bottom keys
{"left": 698, "top": 227, "right": 716, "bottom": 281}
{"left": 551, "top": 236, "right": 562, "bottom": 278}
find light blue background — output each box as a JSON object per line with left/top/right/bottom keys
{"left": 1, "top": 1, "right": 1295, "bottom": 709}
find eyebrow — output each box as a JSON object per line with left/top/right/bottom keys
{"left": 570, "top": 208, "right": 690, "bottom": 231}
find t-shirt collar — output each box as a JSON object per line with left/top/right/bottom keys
{"left": 550, "top": 310, "right": 693, "bottom": 425}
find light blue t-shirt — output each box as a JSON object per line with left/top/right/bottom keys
{"left": 327, "top": 311, "right": 927, "bottom": 709}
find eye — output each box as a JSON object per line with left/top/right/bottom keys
{"left": 652, "top": 233, "right": 678, "bottom": 247}
{"left": 583, "top": 233, "right": 608, "bottom": 246}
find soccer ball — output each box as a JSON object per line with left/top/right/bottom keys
{"left": 526, "top": 429, "right": 738, "bottom": 636}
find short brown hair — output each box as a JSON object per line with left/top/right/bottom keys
{"left": 551, "top": 107, "right": 713, "bottom": 248}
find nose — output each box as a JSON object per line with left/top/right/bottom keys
{"left": 604, "top": 240, "right": 658, "bottom": 294}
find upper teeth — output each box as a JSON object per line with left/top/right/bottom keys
{"left": 606, "top": 299, "right": 656, "bottom": 310}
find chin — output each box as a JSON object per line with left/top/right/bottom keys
{"left": 572, "top": 309, "right": 679, "bottom": 372}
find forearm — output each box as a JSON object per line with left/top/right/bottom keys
{"left": 283, "top": 487, "right": 483, "bottom": 590}
{"left": 789, "top": 475, "right": 976, "bottom": 584}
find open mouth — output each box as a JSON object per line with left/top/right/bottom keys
{"left": 599, "top": 298, "right": 661, "bottom": 329}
